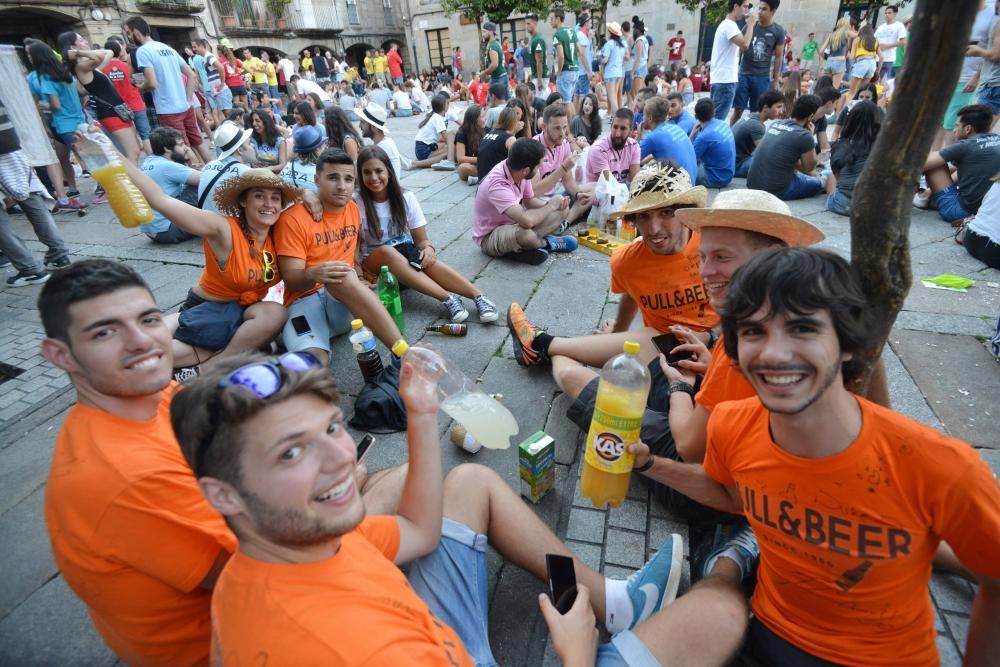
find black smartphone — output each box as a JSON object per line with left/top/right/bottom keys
{"left": 291, "top": 315, "right": 311, "bottom": 336}
{"left": 545, "top": 554, "right": 578, "bottom": 615}
{"left": 651, "top": 333, "right": 695, "bottom": 367}
{"left": 356, "top": 434, "right": 375, "bottom": 460}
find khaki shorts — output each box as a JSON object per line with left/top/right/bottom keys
{"left": 479, "top": 224, "right": 525, "bottom": 257}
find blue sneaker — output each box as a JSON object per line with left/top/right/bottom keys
{"left": 621, "top": 533, "right": 683, "bottom": 631}
{"left": 544, "top": 234, "right": 579, "bottom": 253}
{"left": 699, "top": 523, "right": 759, "bottom": 581}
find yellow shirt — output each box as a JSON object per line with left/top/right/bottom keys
{"left": 345, "top": 68, "right": 358, "bottom": 83}
{"left": 245, "top": 57, "right": 267, "bottom": 84}
{"left": 375, "top": 56, "right": 388, "bottom": 74}
{"left": 364, "top": 56, "right": 374, "bottom": 75}
{"left": 265, "top": 62, "right": 278, "bottom": 86}
{"left": 301, "top": 56, "right": 313, "bottom": 73}
{"left": 854, "top": 41, "right": 879, "bottom": 59}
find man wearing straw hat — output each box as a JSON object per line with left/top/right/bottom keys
{"left": 197, "top": 121, "right": 254, "bottom": 214}
{"left": 359, "top": 102, "right": 405, "bottom": 176}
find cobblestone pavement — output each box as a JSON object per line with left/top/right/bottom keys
{"left": 1, "top": 110, "right": 997, "bottom": 666}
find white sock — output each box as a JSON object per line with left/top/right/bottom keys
{"left": 704, "top": 547, "right": 747, "bottom": 580}
{"left": 604, "top": 578, "right": 633, "bottom": 635}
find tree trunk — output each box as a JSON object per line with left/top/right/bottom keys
{"left": 846, "top": 0, "right": 981, "bottom": 396}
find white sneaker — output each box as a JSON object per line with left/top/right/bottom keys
{"left": 400, "top": 155, "right": 414, "bottom": 171}
{"left": 432, "top": 159, "right": 457, "bottom": 171}
{"left": 912, "top": 189, "right": 931, "bottom": 210}
{"left": 467, "top": 176, "right": 479, "bottom": 186}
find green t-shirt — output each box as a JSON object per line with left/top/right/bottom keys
{"left": 894, "top": 31, "right": 907, "bottom": 67}
{"left": 553, "top": 28, "right": 579, "bottom": 72}
{"left": 801, "top": 39, "right": 818, "bottom": 61}
{"left": 487, "top": 39, "right": 506, "bottom": 83}
{"left": 530, "top": 33, "right": 548, "bottom": 78}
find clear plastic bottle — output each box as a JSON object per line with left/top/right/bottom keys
{"left": 391, "top": 340, "right": 518, "bottom": 449}
{"left": 349, "top": 319, "right": 383, "bottom": 383}
{"left": 377, "top": 265, "right": 405, "bottom": 335}
{"left": 74, "top": 124, "right": 153, "bottom": 228}
{"left": 580, "top": 341, "right": 650, "bottom": 508}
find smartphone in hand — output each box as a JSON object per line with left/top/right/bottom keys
{"left": 651, "top": 333, "right": 695, "bottom": 367}
{"left": 546, "top": 554, "right": 578, "bottom": 614}
{"left": 356, "top": 434, "right": 375, "bottom": 460}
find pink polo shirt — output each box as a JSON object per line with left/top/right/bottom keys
{"left": 585, "top": 135, "right": 641, "bottom": 184}
{"left": 533, "top": 132, "right": 572, "bottom": 195}
{"left": 472, "top": 161, "right": 534, "bottom": 245}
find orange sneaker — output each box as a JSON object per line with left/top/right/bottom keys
{"left": 507, "top": 303, "right": 547, "bottom": 368}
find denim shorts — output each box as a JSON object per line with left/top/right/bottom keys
{"left": 557, "top": 70, "right": 577, "bottom": 103}
{"left": 623, "top": 71, "right": 633, "bottom": 93}
{"left": 734, "top": 74, "right": 772, "bottom": 111}
{"left": 851, "top": 57, "right": 877, "bottom": 80}
{"left": 132, "top": 107, "right": 152, "bottom": 139}
{"left": 407, "top": 519, "right": 663, "bottom": 667}
{"left": 934, "top": 185, "right": 972, "bottom": 223}
{"left": 415, "top": 141, "right": 437, "bottom": 160}
{"left": 826, "top": 190, "right": 851, "bottom": 216}
{"left": 977, "top": 85, "right": 1000, "bottom": 116}
{"left": 282, "top": 289, "right": 353, "bottom": 353}
{"left": 776, "top": 173, "right": 824, "bottom": 201}
{"left": 175, "top": 289, "right": 244, "bottom": 350}
{"left": 710, "top": 82, "right": 737, "bottom": 120}
{"left": 735, "top": 156, "right": 753, "bottom": 179}
{"left": 207, "top": 87, "right": 234, "bottom": 111}
{"left": 396, "top": 107, "right": 413, "bottom": 117}
{"left": 577, "top": 72, "right": 591, "bottom": 96}
{"left": 823, "top": 59, "right": 847, "bottom": 75}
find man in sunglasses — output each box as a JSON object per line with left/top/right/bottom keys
{"left": 169, "top": 350, "right": 755, "bottom": 665}
{"left": 37, "top": 259, "right": 403, "bottom": 666}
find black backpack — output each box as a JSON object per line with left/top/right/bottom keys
{"left": 349, "top": 365, "right": 408, "bottom": 434}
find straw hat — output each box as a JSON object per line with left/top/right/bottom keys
{"left": 214, "top": 168, "right": 302, "bottom": 218}
{"left": 675, "top": 189, "right": 826, "bottom": 247}
{"left": 607, "top": 22, "right": 623, "bottom": 37}
{"left": 212, "top": 122, "right": 253, "bottom": 161}
{"left": 609, "top": 164, "right": 708, "bottom": 220}
{"left": 360, "top": 103, "right": 391, "bottom": 134}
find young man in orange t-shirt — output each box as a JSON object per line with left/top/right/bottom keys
{"left": 170, "top": 353, "right": 761, "bottom": 665}
{"left": 275, "top": 148, "right": 404, "bottom": 365}
{"left": 630, "top": 248, "right": 1000, "bottom": 666}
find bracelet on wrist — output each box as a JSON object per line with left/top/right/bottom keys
{"left": 707, "top": 329, "right": 719, "bottom": 349}
{"left": 633, "top": 454, "right": 655, "bottom": 473}
{"left": 668, "top": 381, "right": 695, "bottom": 397}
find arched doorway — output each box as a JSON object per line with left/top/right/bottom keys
{"left": 0, "top": 6, "right": 82, "bottom": 51}
{"left": 345, "top": 42, "right": 373, "bottom": 70}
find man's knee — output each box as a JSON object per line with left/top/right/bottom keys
{"left": 444, "top": 463, "right": 499, "bottom": 494}
{"left": 245, "top": 301, "right": 287, "bottom": 330}
{"left": 553, "top": 358, "right": 593, "bottom": 398}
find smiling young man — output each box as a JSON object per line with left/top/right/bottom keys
{"left": 629, "top": 247, "right": 1000, "bottom": 666}
{"left": 532, "top": 103, "right": 595, "bottom": 203}
{"left": 168, "top": 351, "right": 758, "bottom": 665}
{"left": 275, "top": 148, "right": 404, "bottom": 364}
{"left": 584, "top": 107, "right": 641, "bottom": 184}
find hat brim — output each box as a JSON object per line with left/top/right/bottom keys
{"left": 608, "top": 186, "right": 709, "bottom": 220}
{"left": 216, "top": 128, "right": 254, "bottom": 161}
{"left": 674, "top": 208, "right": 826, "bottom": 247}
{"left": 360, "top": 108, "right": 391, "bottom": 134}
{"left": 214, "top": 171, "right": 303, "bottom": 219}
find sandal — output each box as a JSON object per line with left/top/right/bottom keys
{"left": 954, "top": 220, "right": 970, "bottom": 245}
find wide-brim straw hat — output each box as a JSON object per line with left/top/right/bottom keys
{"left": 609, "top": 164, "right": 708, "bottom": 220}
{"left": 607, "top": 21, "right": 623, "bottom": 37}
{"left": 675, "top": 189, "right": 826, "bottom": 247}
{"left": 214, "top": 168, "right": 302, "bottom": 218}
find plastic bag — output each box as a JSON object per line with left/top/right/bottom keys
{"left": 588, "top": 171, "right": 630, "bottom": 232}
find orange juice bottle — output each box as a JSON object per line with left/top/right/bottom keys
{"left": 76, "top": 125, "right": 153, "bottom": 228}
{"left": 580, "top": 341, "right": 650, "bottom": 508}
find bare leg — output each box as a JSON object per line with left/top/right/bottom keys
{"left": 359, "top": 463, "right": 408, "bottom": 515}
{"left": 194, "top": 141, "right": 213, "bottom": 165}
{"left": 45, "top": 163, "right": 67, "bottom": 201}
{"left": 54, "top": 142, "right": 78, "bottom": 192}
{"left": 825, "top": 172, "right": 837, "bottom": 195}
{"left": 442, "top": 463, "right": 610, "bottom": 620}
{"left": 199, "top": 301, "right": 287, "bottom": 369}
{"left": 325, "top": 271, "right": 403, "bottom": 348}
{"left": 445, "top": 130, "right": 456, "bottom": 162}
{"left": 551, "top": 355, "right": 599, "bottom": 400}
{"left": 457, "top": 163, "right": 477, "bottom": 181}
{"left": 831, "top": 71, "right": 844, "bottom": 91}
{"left": 422, "top": 261, "right": 481, "bottom": 298}
{"left": 925, "top": 162, "right": 955, "bottom": 194}
{"left": 547, "top": 326, "right": 660, "bottom": 368}
{"left": 364, "top": 246, "right": 450, "bottom": 301}
{"left": 112, "top": 128, "right": 141, "bottom": 166}
{"left": 729, "top": 105, "right": 744, "bottom": 127}
{"left": 412, "top": 144, "right": 448, "bottom": 168}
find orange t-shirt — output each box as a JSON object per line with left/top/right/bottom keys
{"left": 211, "top": 516, "right": 475, "bottom": 666}
{"left": 274, "top": 201, "right": 360, "bottom": 306}
{"left": 694, "top": 334, "right": 755, "bottom": 411}
{"left": 609, "top": 232, "right": 718, "bottom": 333}
{"left": 704, "top": 396, "right": 1000, "bottom": 666}
{"left": 44, "top": 385, "right": 236, "bottom": 667}
{"left": 198, "top": 217, "right": 279, "bottom": 306}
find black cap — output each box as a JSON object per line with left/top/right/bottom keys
{"left": 577, "top": 13, "right": 590, "bottom": 25}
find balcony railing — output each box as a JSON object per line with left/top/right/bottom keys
{"left": 215, "top": 0, "right": 343, "bottom": 32}
{"left": 136, "top": 0, "right": 206, "bottom": 14}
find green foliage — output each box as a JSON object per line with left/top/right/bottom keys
{"left": 441, "top": 0, "right": 589, "bottom": 23}
{"left": 674, "top": 0, "right": 911, "bottom": 25}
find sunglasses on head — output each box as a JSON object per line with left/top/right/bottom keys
{"left": 194, "top": 351, "right": 323, "bottom": 476}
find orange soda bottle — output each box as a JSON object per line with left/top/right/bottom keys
{"left": 75, "top": 125, "right": 153, "bottom": 228}
{"left": 580, "top": 341, "right": 650, "bottom": 508}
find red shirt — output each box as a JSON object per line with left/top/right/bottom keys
{"left": 102, "top": 59, "right": 146, "bottom": 111}
{"left": 387, "top": 50, "right": 403, "bottom": 79}
{"left": 668, "top": 37, "right": 686, "bottom": 61}
{"left": 690, "top": 74, "right": 704, "bottom": 92}
{"left": 469, "top": 81, "right": 488, "bottom": 106}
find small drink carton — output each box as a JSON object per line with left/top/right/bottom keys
{"left": 519, "top": 431, "right": 555, "bottom": 503}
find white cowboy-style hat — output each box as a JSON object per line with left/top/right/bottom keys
{"left": 360, "top": 103, "right": 391, "bottom": 134}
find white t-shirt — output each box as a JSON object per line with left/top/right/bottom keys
{"left": 354, "top": 190, "right": 427, "bottom": 257}
{"left": 376, "top": 136, "right": 403, "bottom": 177}
{"left": 392, "top": 90, "right": 412, "bottom": 110}
{"left": 711, "top": 18, "right": 742, "bottom": 84}
{"left": 279, "top": 159, "right": 318, "bottom": 192}
{"left": 415, "top": 113, "right": 447, "bottom": 144}
{"left": 277, "top": 58, "right": 295, "bottom": 81}
{"left": 874, "top": 21, "right": 907, "bottom": 62}
{"left": 295, "top": 78, "right": 332, "bottom": 102}
{"left": 410, "top": 87, "right": 430, "bottom": 108}
{"left": 969, "top": 182, "right": 1000, "bottom": 244}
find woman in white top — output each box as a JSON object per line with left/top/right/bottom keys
{"left": 355, "top": 145, "right": 498, "bottom": 323}
{"left": 411, "top": 93, "right": 456, "bottom": 169}
{"left": 391, "top": 84, "right": 413, "bottom": 117}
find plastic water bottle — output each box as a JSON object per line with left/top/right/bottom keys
{"left": 580, "top": 341, "right": 650, "bottom": 508}
{"left": 391, "top": 340, "right": 518, "bottom": 449}
{"left": 349, "top": 319, "right": 383, "bottom": 383}
{"left": 377, "top": 265, "right": 405, "bottom": 335}
{"left": 74, "top": 124, "right": 153, "bottom": 228}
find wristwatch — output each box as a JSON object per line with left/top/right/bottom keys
{"left": 633, "top": 454, "right": 655, "bottom": 473}
{"left": 668, "top": 381, "right": 695, "bottom": 397}
{"left": 707, "top": 329, "right": 719, "bottom": 349}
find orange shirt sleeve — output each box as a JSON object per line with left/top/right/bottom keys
{"left": 356, "top": 515, "right": 402, "bottom": 562}
{"left": 702, "top": 401, "right": 741, "bottom": 489}
{"left": 274, "top": 205, "right": 310, "bottom": 261}
{"left": 695, "top": 336, "right": 757, "bottom": 411}
{"left": 97, "top": 470, "right": 235, "bottom": 592}
{"left": 609, "top": 244, "right": 630, "bottom": 295}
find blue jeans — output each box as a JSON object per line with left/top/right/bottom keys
{"left": 407, "top": 519, "right": 663, "bottom": 667}
{"left": 826, "top": 190, "right": 851, "bottom": 216}
{"left": 557, "top": 70, "right": 577, "bottom": 103}
{"left": 735, "top": 156, "right": 752, "bottom": 179}
{"left": 776, "top": 173, "right": 824, "bottom": 201}
{"left": 396, "top": 108, "right": 413, "bottom": 117}
{"left": 0, "top": 193, "right": 68, "bottom": 274}
{"left": 132, "top": 106, "right": 152, "bottom": 139}
{"left": 576, "top": 72, "right": 591, "bottom": 96}
{"left": 711, "top": 82, "right": 737, "bottom": 120}
{"left": 934, "top": 185, "right": 972, "bottom": 223}
{"left": 977, "top": 85, "right": 1000, "bottom": 116}
{"left": 696, "top": 163, "right": 732, "bottom": 189}
{"left": 733, "top": 74, "right": 771, "bottom": 112}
